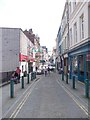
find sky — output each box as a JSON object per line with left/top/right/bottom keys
{"left": 0, "top": 0, "right": 66, "bottom": 51}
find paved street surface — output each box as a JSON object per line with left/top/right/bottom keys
{"left": 1, "top": 72, "right": 89, "bottom": 118}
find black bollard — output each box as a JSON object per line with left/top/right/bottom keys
{"left": 27, "top": 74, "right": 29, "bottom": 84}
{"left": 62, "top": 71, "right": 64, "bottom": 81}
{"left": 21, "top": 76, "right": 24, "bottom": 89}
{"left": 85, "top": 79, "right": 89, "bottom": 98}
{"left": 72, "top": 75, "right": 75, "bottom": 89}
{"left": 66, "top": 73, "right": 68, "bottom": 84}
{"left": 10, "top": 78, "right": 14, "bottom": 98}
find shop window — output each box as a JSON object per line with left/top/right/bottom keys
{"left": 73, "top": 56, "right": 78, "bottom": 74}
{"left": 69, "top": 28, "right": 72, "bottom": 46}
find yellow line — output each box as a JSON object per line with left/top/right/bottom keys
{"left": 56, "top": 80, "right": 88, "bottom": 116}
{"left": 78, "top": 81, "right": 84, "bottom": 85}
{"left": 10, "top": 79, "right": 40, "bottom": 118}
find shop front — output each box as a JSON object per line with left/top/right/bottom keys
{"left": 69, "top": 42, "right": 90, "bottom": 82}
{"left": 19, "top": 53, "right": 28, "bottom": 76}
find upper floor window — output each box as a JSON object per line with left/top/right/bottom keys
{"left": 69, "top": 28, "right": 72, "bottom": 46}
{"left": 69, "top": 2, "right": 72, "bottom": 16}
{"left": 65, "top": 37, "right": 66, "bottom": 50}
{"left": 73, "top": 1, "right": 76, "bottom": 9}
{"left": 80, "top": 14, "right": 84, "bottom": 39}
{"left": 74, "top": 22, "right": 77, "bottom": 43}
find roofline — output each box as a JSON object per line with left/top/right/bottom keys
{"left": 0, "top": 27, "right": 21, "bottom": 30}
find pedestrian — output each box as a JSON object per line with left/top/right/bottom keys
{"left": 11, "top": 71, "right": 18, "bottom": 84}
{"left": 44, "top": 66, "right": 47, "bottom": 77}
{"left": 48, "top": 66, "right": 50, "bottom": 75}
{"left": 36, "top": 66, "right": 38, "bottom": 73}
{"left": 15, "top": 67, "right": 21, "bottom": 83}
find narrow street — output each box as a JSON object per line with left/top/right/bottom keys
{"left": 3, "top": 72, "right": 88, "bottom": 118}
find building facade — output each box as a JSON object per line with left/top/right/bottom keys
{"left": 56, "top": 1, "right": 90, "bottom": 82}
{"left": 0, "top": 28, "right": 29, "bottom": 82}
{"left": 0, "top": 27, "right": 40, "bottom": 82}
{"left": 68, "top": 1, "right": 90, "bottom": 82}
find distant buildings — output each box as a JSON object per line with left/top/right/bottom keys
{"left": 56, "top": 1, "right": 90, "bottom": 82}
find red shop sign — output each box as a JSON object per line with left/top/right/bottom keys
{"left": 19, "top": 53, "right": 28, "bottom": 62}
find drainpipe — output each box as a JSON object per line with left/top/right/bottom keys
{"left": 66, "top": 1, "right": 69, "bottom": 84}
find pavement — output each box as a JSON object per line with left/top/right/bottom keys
{"left": 0, "top": 75, "right": 41, "bottom": 119}
{"left": 0, "top": 81, "right": 10, "bottom": 88}
{"left": 0, "top": 72, "right": 90, "bottom": 118}
{"left": 55, "top": 72, "right": 90, "bottom": 117}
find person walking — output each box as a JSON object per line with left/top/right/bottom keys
{"left": 11, "top": 71, "right": 18, "bottom": 84}
{"left": 15, "top": 67, "right": 21, "bottom": 83}
{"left": 48, "top": 66, "right": 50, "bottom": 75}
{"left": 44, "top": 66, "right": 47, "bottom": 77}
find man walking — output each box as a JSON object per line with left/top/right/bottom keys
{"left": 16, "top": 67, "right": 21, "bottom": 83}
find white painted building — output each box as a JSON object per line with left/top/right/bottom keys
{"left": 0, "top": 27, "right": 30, "bottom": 82}
{"left": 69, "top": 1, "right": 90, "bottom": 50}
{"left": 56, "top": 1, "right": 90, "bottom": 82}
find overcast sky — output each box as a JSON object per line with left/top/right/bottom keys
{"left": 0, "top": 0, "right": 66, "bottom": 51}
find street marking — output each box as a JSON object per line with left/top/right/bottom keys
{"left": 57, "top": 77, "right": 88, "bottom": 107}
{"left": 78, "top": 81, "right": 84, "bottom": 85}
{"left": 9, "top": 79, "right": 40, "bottom": 118}
{"left": 56, "top": 80, "right": 88, "bottom": 116}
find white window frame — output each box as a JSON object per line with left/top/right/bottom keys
{"left": 80, "top": 14, "right": 84, "bottom": 39}
{"left": 69, "top": 2, "right": 72, "bottom": 16}
{"left": 69, "top": 28, "right": 72, "bottom": 46}
{"left": 74, "top": 22, "right": 77, "bottom": 43}
{"left": 73, "top": 1, "right": 76, "bottom": 8}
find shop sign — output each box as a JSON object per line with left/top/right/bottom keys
{"left": 19, "top": 53, "right": 28, "bottom": 62}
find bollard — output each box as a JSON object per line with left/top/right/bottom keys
{"left": 34, "top": 72, "right": 36, "bottom": 79}
{"left": 21, "top": 76, "right": 24, "bottom": 89}
{"left": 66, "top": 73, "right": 68, "bottom": 84}
{"left": 72, "top": 75, "right": 75, "bottom": 89}
{"left": 27, "top": 74, "right": 29, "bottom": 84}
{"left": 62, "top": 71, "right": 64, "bottom": 81}
{"left": 33, "top": 72, "right": 34, "bottom": 80}
{"left": 29, "top": 73, "right": 31, "bottom": 81}
{"left": 85, "top": 79, "right": 89, "bottom": 98}
{"left": 31, "top": 72, "right": 33, "bottom": 81}
{"left": 33, "top": 72, "right": 35, "bottom": 79}
{"left": 10, "top": 78, "right": 14, "bottom": 98}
